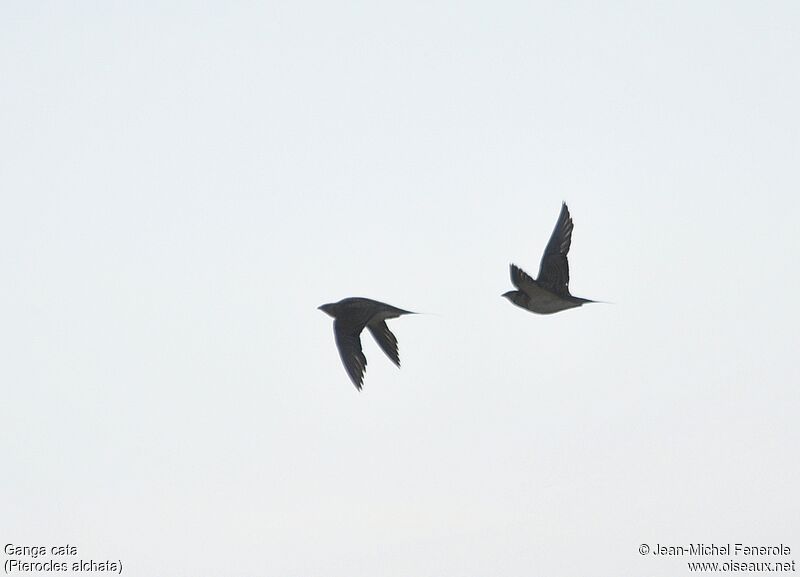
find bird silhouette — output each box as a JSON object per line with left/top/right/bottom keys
{"left": 502, "top": 202, "right": 596, "bottom": 314}
{"left": 318, "top": 297, "right": 415, "bottom": 390}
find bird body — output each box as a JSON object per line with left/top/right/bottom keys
{"left": 502, "top": 203, "right": 596, "bottom": 315}
{"left": 318, "top": 297, "right": 414, "bottom": 390}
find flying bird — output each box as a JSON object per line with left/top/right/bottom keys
{"left": 318, "top": 297, "right": 415, "bottom": 390}
{"left": 502, "top": 202, "right": 596, "bottom": 314}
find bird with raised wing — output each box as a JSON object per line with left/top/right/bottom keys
{"left": 318, "top": 297, "right": 415, "bottom": 390}
{"left": 502, "top": 202, "right": 597, "bottom": 314}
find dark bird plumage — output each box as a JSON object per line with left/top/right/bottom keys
{"left": 502, "top": 203, "right": 596, "bottom": 314}
{"left": 318, "top": 297, "right": 415, "bottom": 390}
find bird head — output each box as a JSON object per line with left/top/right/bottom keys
{"left": 317, "top": 303, "right": 337, "bottom": 317}
{"left": 501, "top": 291, "right": 516, "bottom": 301}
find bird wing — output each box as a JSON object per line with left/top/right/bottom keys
{"left": 536, "top": 202, "right": 573, "bottom": 295}
{"left": 510, "top": 263, "right": 538, "bottom": 293}
{"left": 333, "top": 319, "right": 368, "bottom": 390}
{"left": 367, "top": 320, "right": 400, "bottom": 367}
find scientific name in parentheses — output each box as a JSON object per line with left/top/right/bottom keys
{"left": 653, "top": 544, "right": 792, "bottom": 556}
{"left": 5, "top": 559, "right": 122, "bottom": 572}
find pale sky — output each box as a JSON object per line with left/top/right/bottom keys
{"left": 2, "top": 2, "right": 799, "bottom": 576}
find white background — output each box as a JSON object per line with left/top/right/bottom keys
{"left": 2, "top": 2, "right": 798, "bottom": 575}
